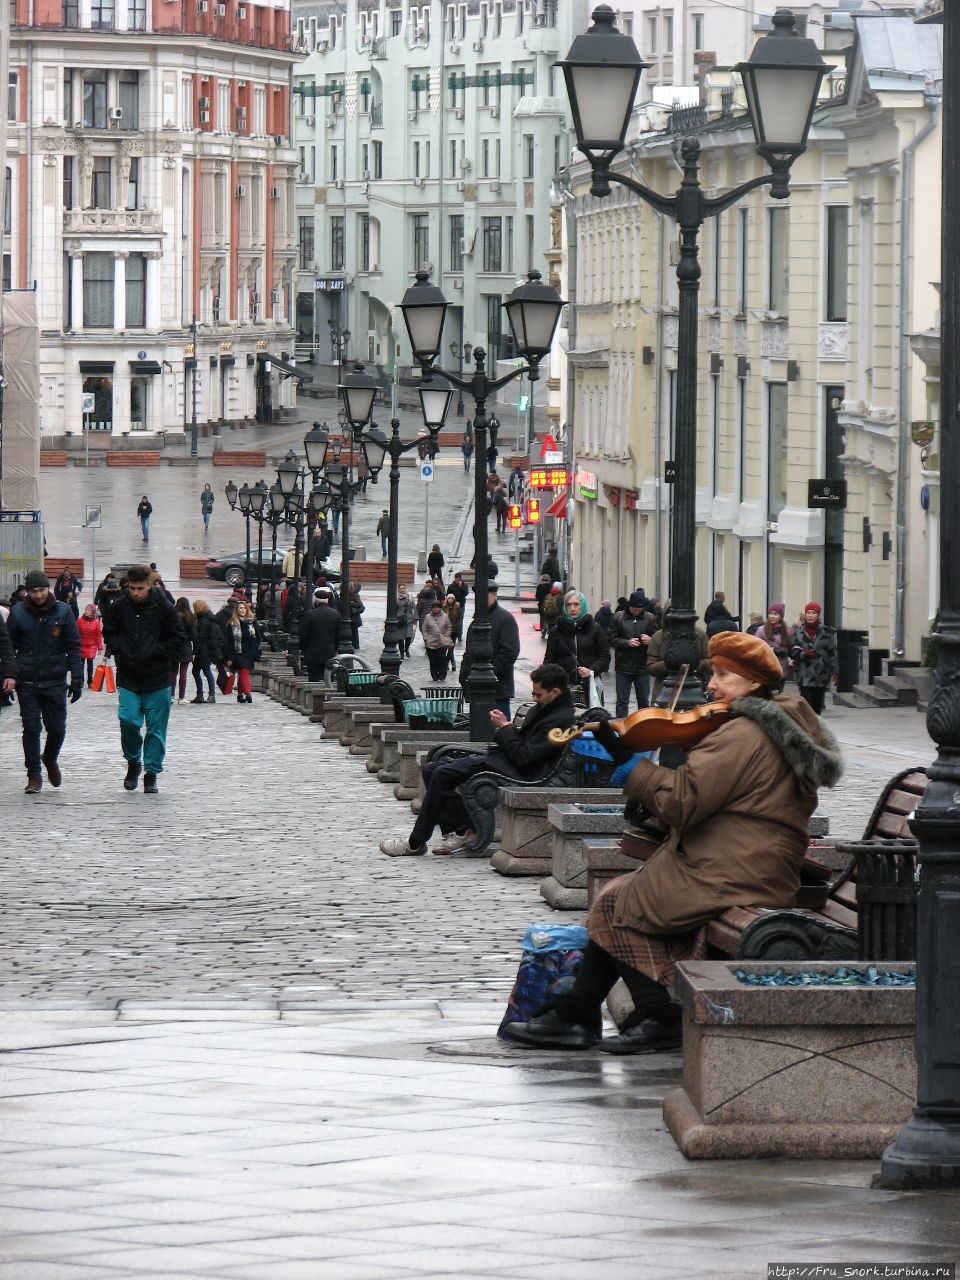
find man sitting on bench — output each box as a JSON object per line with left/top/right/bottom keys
{"left": 502, "top": 631, "right": 844, "bottom": 1055}
{"left": 379, "top": 663, "right": 576, "bottom": 858}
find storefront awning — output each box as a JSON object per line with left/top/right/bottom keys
{"left": 258, "top": 353, "right": 312, "bottom": 383}
{"left": 129, "top": 360, "right": 162, "bottom": 375}
{"left": 79, "top": 361, "right": 115, "bottom": 375}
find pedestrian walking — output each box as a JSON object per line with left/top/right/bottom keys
{"left": 299, "top": 588, "right": 339, "bottom": 681}
{"left": 95, "top": 574, "right": 122, "bottom": 619}
{"left": 594, "top": 598, "right": 615, "bottom": 637}
{"left": 348, "top": 582, "right": 365, "bottom": 649}
{"left": 535, "top": 573, "right": 552, "bottom": 634}
{"left": 61, "top": 589, "right": 80, "bottom": 620}
{"left": 190, "top": 600, "right": 221, "bottom": 703}
{"left": 171, "top": 598, "right": 196, "bottom": 703}
{"left": 6, "top": 570, "right": 83, "bottom": 793}
{"left": 757, "top": 603, "right": 792, "bottom": 689}
{"left": 449, "top": 571, "right": 469, "bottom": 615}
{"left": 0, "top": 611, "right": 16, "bottom": 711}
{"left": 101, "top": 564, "right": 186, "bottom": 794}
{"left": 541, "top": 545, "right": 560, "bottom": 583}
{"left": 704, "top": 590, "right": 734, "bottom": 626}
{"left": 396, "top": 584, "right": 416, "bottom": 657}
{"left": 422, "top": 600, "right": 453, "bottom": 681}
{"left": 486, "top": 441, "right": 499, "bottom": 474}
{"left": 222, "top": 599, "right": 261, "bottom": 704}
{"left": 610, "top": 591, "right": 656, "bottom": 715}
{"left": 460, "top": 583, "right": 520, "bottom": 718}
{"left": 416, "top": 580, "right": 439, "bottom": 629}
{"left": 493, "top": 485, "right": 508, "bottom": 535}
{"left": 541, "top": 582, "right": 564, "bottom": 637}
{"left": 53, "top": 567, "right": 83, "bottom": 606}
{"left": 427, "top": 544, "right": 445, "bottom": 590}
{"left": 461, "top": 436, "right": 473, "bottom": 473}
{"left": 137, "top": 495, "right": 153, "bottom": 541}
{"left": 443, "top": 595, "right": 461, "bottom": 671}
{"left": 376, "top": 510, "right": 390, "bottom": 558}
{"left": 77, "top": 602, "right": 104, "bottom": 686}
{"left": 200, "top": 483, "right": 215, "bottom": 532}
{"left": 790, "top": 602, "right": 838, "bottom": 715}
{"left": 746, "top": 611, "right": 765, "bottom": 635}
{"left": 508, "top": 466, "right": 525, "bottom": 503}
{"left": 544, "top": 590, "right": 611, "bottom": 706}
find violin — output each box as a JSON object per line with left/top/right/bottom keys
{"left": 548, "top": 701, "right": 730, "bottom": 753}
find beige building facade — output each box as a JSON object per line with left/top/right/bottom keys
{"left": 556, "top": 13, "right": 941, "bottom": 670}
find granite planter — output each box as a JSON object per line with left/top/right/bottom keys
{"left": 541, "top": 803, "right": 626, "bottom": 910}
{"left": 664, "top": 960, "right": 916, "bottom": 1160}
{"left": 490, "top": 787, "right": 623, "bottom": 877}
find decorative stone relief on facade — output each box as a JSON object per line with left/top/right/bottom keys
{"left": 818, "top": 323, "right": 848, "bottom": 360}
{"left": 733, "top": 319, "right": 747, "bottom": 356}
{"left": 706, "top": 316, "right": 721, "bottom": 352}
{"left": 662, "top": 315, "right": 679, "bottom": 349}
{"left": 760, "top": 321, "right": 789, "bottom": 358}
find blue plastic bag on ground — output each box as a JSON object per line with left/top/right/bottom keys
{"left": 498, "top": 924, "right": 590, "bottom": 1039}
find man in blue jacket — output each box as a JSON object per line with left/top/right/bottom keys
{"left": 102, "top": 563, "right": 185, "bottom": 795}
{"left": 6, "top": 570, "right": 83, "bottom": 793}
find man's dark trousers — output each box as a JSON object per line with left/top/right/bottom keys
{"left": 410, "top": 754, "right": 491, "bottom": 846}
{"left": 615, "top": 671, "right": 650, "bottom": 716}
{"left": 18, "top": 684, "right": 67, "bottom": 776}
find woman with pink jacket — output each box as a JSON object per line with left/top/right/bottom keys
{"left": 76, "top": 602, "right": 103, "bottom": 686}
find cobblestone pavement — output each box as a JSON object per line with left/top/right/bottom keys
{"left": 2, "top": 655, "right": 957, "bottom": 1276}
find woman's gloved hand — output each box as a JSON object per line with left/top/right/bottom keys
{"left": 591, "top": 717, "right": 635, "bottom": 766}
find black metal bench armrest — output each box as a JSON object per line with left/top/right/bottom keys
{"left": 428, "top": 743, "right": 480, "bottom": 764}
{"left": 735, "top": 909, "right": 857, "bottom": 961}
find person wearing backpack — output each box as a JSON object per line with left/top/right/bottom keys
{"left": 610, "top": 590, "right": 656, "bottom": 715}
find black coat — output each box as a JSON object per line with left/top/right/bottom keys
{"left": 610, "top": 608, "right": 656, "bottom": 675}
{"left": 300, "top": 603, "right": 340, "bottom": 668}
{"left": 427, "top": 552, "right": 445, "bottom": 581}
{"left": 102, "top": 588, "right": 186, "bottom": 693}
{"left": 449, "top": 580, "right": 469, "bottom": 609}
{"left": 483, "top": 691, "right": 577, "bottom": 780}
{"left": 7, "top": 598, "right": 83, "bottom": 689}
{"left": 0, "top": 612, "right": 17, "bottom": 684}
{"left": 223, "top": 619, "right": 261, "bottom": 670}
{"left": 545, "top": 614, "right": 611, "bottom": 680}
{"left": 193, "top": 613, "right": 222, "bottom": 667}
{"left": 460, "top": 601, "right": 521, "bottom": 699}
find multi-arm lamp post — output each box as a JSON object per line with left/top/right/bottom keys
{"left": 450, "top": 338, "right": 472, "bottom": 417}
{"left": 399, "top": 269, "right": 565, "bottom": 740}
{"left": 558, "top": 4, "right": 828, "bottom": 708}
{"left": 880, "top": 0, "right": 960, "bottom": 1192}
{"left": 378, "top": 385, "right": 454, "bottom": 678}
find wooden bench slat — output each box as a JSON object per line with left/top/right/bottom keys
{"left": 832, "top": 881, "right": 858, "bottom": 910}
{"left": 819, "top": 900, "right": 858, "bottom": 930}
{"left": 872, "top": 813, "right": 914, "bottom": 839}
{"left": 705, "top": 921, "right": 741, "bottom": 956}
{"left": 717, "top": 906, "right": 765, "bottom": 931}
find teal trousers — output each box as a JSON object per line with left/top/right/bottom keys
{"left": 118, "top": 686, "right": 172, "bottom": 775}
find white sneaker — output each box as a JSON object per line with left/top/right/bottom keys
{"left": 379, "top": 837, "right": 427, "bottom": 857}
{"left": 432, "top": 831, "right": 474, "bottom": 856}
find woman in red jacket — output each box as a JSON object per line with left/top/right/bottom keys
{"left": 77, "top": 602, "right": 103, "bottom": 686}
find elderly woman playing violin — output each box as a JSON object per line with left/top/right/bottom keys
{"left": 503, "top": 630, "right": 844, "bottom": 1056}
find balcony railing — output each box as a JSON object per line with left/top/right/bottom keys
{"left": 63, "top": 207, "right": 162, "bottom": 233}
{"left": 14, "top": 15, "right": 293, "bottom": 50}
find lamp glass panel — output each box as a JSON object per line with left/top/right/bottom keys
{"left": 311, "top": 485, "right": 333, "bottom": 515}
{"left": 277, "top": 459, "right": 299, "bottom": 495}
{"left": 507, "top": 298, "right": 563, "bottom": 357}
{"left": 567, "top": 65, "right": 637, "bottom": 149}
{"left": 420, "top": 386, "right": 453, "bottom": 428}
{"left": 303, "top": 429, "right": 329, "bottom": 471}
{"left": 750, "top": 66, "right": 821, "bottom": 150}
{"left": 248, "top": 486, "right": 266, "bottom": 514}
{"left": 362, "top": 432, "right": 388, "bottom": 475}
{"left": 340, "top": 383, "right": 377, "bottom": 426}
{"left": 403, "top": 303, "right": 446, "bottom": 359}
{"left": 269, "top": 484, "right": 286, "bottom": 513}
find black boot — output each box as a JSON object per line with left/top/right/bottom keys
{"left": 124, "top": 760, "right": 142, "bottom": 791}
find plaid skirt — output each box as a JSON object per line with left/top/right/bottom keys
{"left": 587, "top": 873, "right": 708, "bottom": 990}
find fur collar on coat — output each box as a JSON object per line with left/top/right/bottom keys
{"left": 728, "top": 695, "right": 844, "bottom": 790}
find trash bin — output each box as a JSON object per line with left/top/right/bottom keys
{"left": 836, "top": 628, "right": 868, "bottom": 692}
{"left": 839, "top": 839, "right": 918, "bottom": 962}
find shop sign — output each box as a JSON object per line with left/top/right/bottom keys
{"left": 624, "top": 490, "right": 639, "bottom": 511}
{"left": 577, "top": 469, "right": 598, "bottom": 500}
{"left": 315, "top": 277, "right": 346, "bottom": 291}
{"left": 529, "top": 466, "right": 569, "bottom": 489}
{"left": 220, "top": 341, "right": 234, "bottom": 356}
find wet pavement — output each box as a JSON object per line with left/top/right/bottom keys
{"left": 3, "top": 413, "right": 956, "bottom": 1278}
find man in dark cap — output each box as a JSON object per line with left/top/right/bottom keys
{"left": 610, "top": 590, "right": 656, "bottom": 716}
{"left": 6, "top": 571, "right": 83, "bottom": 793}
{"left": 300, "top": 588, "right": 340, "bottom": 681}
{"left": 459, "top": 583, "right": 520, "bottom": 719}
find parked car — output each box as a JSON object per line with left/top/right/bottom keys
{"left": 205, "top": 549, "right": 286, "bottom": 587}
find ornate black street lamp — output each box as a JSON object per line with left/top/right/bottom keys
{"left": 450, "top": 337, "right": 472, "bottom": 417}
{"left": 880, "top": 1, "right": 960, "bottom": 1191}
{"left": 558, "top": 4, "right": 827, "bottom": 707}
{"left": 329, "top": 321, "right": 351, "bottom": 385}
{"left": 400, "top": 269, "right": 565, "bottom": 740}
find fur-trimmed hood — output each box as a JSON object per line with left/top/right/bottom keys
{"left": 729, "top": 694, "right": 844, "bottom": 790}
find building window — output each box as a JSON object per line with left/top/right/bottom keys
{"left": 361, "top": 142, "right": 369, "bottom": 176}
{"left": 126, "top": 156, "right": 140, "bottom": 209}
{"left": 412, "top": 213, "right": 429, "bottom": 269}
{"left": 2, "top": 253, "right": 11, "bottom": 290}
{"left": 825, "top": 205, "right": 848, "bottom": 322}
{"left": 523, "top": 135, "right": 534, "bottom": 180}
{"left": 83, "top": 375, "right": 113, "bottom": 428}
{"left": 449, "top": 213, "right": 463, "bottom": 272}
{"left": 768, "top": 207, "right": 789, "bottom": 312}
{"left": 646, "top": 14, "right": 657, "bottom": 54}
{"left": 413, "top": 140, "right": 421, "bottom": 177}
{"left": 298, "top": 215, "right": 314, "bottom": 270}
{"left": 391, "top": 7, "right": 402, "bottom": 36}
{"left": 481, "top": 138, "right": 490, "bottom": 177}
{"left": 83, "top": 70, "right": 107, "bottom": 129}
{"left": 482, "top": 216, "right": 502, "bottom": 272}
{"left": 125, "top": 253, "right": 146, "bottom": 326}
{"left": 360, "top": 213, "right": 370, "bottom": 271}
{"left": 118, "top": 71, "right": 139, "bottom": 129}
{"left": 711, "top": 215, "right": 722, "bottom": 307}
{"left": 91, "top": 155, "right": 112, "bottom": 209}
{"left": 505, "top": 216, "right": 513, "bottom": 273}
{"left": 90, "top": 0, "right": 115, "bottom": 29}
{"left": 62, "top": 0, "right": 79, "bottom": 26}
{"left": 127, "top": 0, "right": 146, "bottom": 30}
{"left": 330, "top": 145, "right": 338, "bottom": 182}
{"left": 7, "top": 71, "right": 17, "bottom": 122}
{"left": 737, "top": 206, "right": 748, "bottom": 312}
{"left": 692, "top": 13, "right": 704, "bottom": 50}
{"left": 330, "top": 215, "right": 345, "bottom": 270}
{"left": 485, "top": 293, "right": 502, "bottom": 356}
{"left": 83, "top": 252, "right": 114, "bottom": 327}
{"left": 664, "top": 14, "right": 673, "bottom": 53}
{"left": 767, "top": 382, "right": 788, "bottom": 517}
{"left": 373, "top": 141, "right": 383, "bottom": 179}
{"left": 130, "top": 377, "right": 148, "bottom": 430}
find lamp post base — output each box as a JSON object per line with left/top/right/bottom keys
{"left": 880, "top": 1113, "right": 960, "bottom": 1190}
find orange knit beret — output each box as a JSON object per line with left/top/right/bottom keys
{"left": 708, "top": 631, "right": 784, "bottom": 689}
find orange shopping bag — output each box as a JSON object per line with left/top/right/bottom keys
{"left": 91, "top": 660, "right": 116, "bottom": 693}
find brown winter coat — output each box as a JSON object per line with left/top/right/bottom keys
{"left": 421, "top": 609, "right": 453, "bottom": 651}
{"left": 613, "top": 693, "right": 843, "bottom": 934}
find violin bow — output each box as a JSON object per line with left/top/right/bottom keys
{"left": 666, "top": 664, "right": 690, "bottom": 715}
